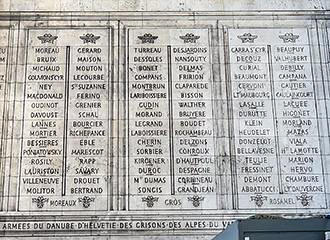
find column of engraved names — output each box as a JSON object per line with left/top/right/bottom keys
{"left": 0, "top": 29, "right": 9, "bottom": 209}
{"left": 19, "top": 30, "right": 66, "bottom": 210}
{"left": 273, "top": 29, "right": 326, "bottom": 208}
{"left": 19, "top": 29, "right": 110, "bottom": 210}
{"left": 67, "top": 30, "right": 109, "bottom": 210}
{"left": 228, "top": 30, "right": 280, "bottom": 209}
{"left": 128, "top": 30, "right": 171, "bottom": 209}
{"left": 171, "top": 29, "right": 216, "bottom": 209}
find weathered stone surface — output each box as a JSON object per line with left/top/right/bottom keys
{"left": 1, "top": 1, "right": 330, "bottom": 239}
{"left": 1, "top": 0, "right": 329, "bottom": 11}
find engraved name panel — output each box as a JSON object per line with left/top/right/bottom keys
{"left": 19, "top": 28, "right": 111, "bottom": 211}
{"left": 127, "top": 28, "right": 216, "bottom": 210}
{"left": 228, "top": 28, "right": 326, "bottom": 209}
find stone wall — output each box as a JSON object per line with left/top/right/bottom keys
{"left": 0, "top": 10, "right": 330, "bottom": 239}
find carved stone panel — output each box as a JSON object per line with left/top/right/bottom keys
{"left": 127, "top": 28, "right": 217, "bottom": 210}
{"left": 19, "top": 28, "right": 112, "bottom": 211}
{"left": 227, "top": 28, "right": 326, "bottom": 209}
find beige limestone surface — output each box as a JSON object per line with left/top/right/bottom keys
{"left": 1, "top": 0, "right": 330, "bottom": 239}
